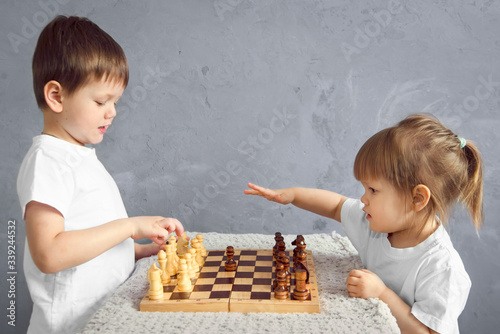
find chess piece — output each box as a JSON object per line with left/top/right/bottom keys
{"left": 274, "top": 269, "right": 288, "bottom": 300}
{"left": 293, "top": 268, "right": 309, "bottom": 300}
{"left": 294, "top": 241, "right": 307, "bottom": 268}
{"left": 273, "top": 232, "right": 282, "bottom": 258}
{"left": 157, "top": 250, "right": 171, "bottom": 284}
{"left": 292, "top": 234, "right": 304, "bottom": 246}
{"left": 147, "top": 263, "right": 163, "bottom": 300}
{"left": 273, "top": 262, "right": 285, "bottom": 289}
{"left": 296, "top": 250, "right": 310, "bottom": 283}
{"left": 292, "top": 235, "right": 305, "bottom": 263}
{"left": 277, "top": 250, "right": 287, "bottom": 268}
{"left": 196, "top": 234, "right": 207, "bottom": 256}
{"left": 225, "top": 246, "right": 237, "bottom": 271}
{"left": 166, "top": 243, "right": 177, "bottom": 277}
{"left": 192, "top": 239, "right": 204, "bottom": 266}
{"left": 177, "top": 232, "right": 189, "bottom": 258}
{"left": 278, "top": 240, "right": 286, "bottom": 254}
{"left": 282, "top": 256, "right": 291, "bottom": 287}
{"left": 168, "top": 236, "right": 179, "bottom": 269}
{"left": 188, "top": 248, "right": 200, "bottom": 272}
{"left": 176, "top": 259, "right": 192, "bottom": 292}
{"left": 185, "top": 252, "right": 197, "bottom": 279}
{"left": 273, "top": 232, "right": 281, "bottom": 256}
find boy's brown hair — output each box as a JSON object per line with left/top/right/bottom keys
{"left": 32, "top": 15, "right": 129, "bottom": 110}
{"left": 354, "top": 114, "right": 483, "bottom": 231}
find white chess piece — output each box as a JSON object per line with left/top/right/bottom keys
{"left": 191, "top": 239, "right": 204, "bottom": 266}
{"left": 158, "top": 250, "right": 170, "bottom": 284}
{"left": 166, "top": 243, "right": 177, "bottom": 277}
{"left": 188, "top": 248, "right": 199, "bottom": 272}
{"left": 176, "top": 259, "right": 192, "bottom": 292}
{"left": 177, "top": 232, "right": 189, "bottom": 258}
{"left": 147, "top": 263, "right": 163, "bottom": 300}
{"left": 196, "top": 234, "right": 207, "bottom": 256}
{"left": 168, "top": 236, "right": 179, "bottom": 270}
{"left": 185, "top": 253, "right": 197, "bottom": 279}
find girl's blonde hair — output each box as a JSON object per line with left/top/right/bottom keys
{"left": 354, "top": 114, "right": 483, "bottom": 230}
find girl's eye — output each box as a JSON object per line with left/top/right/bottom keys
{"left": 369, "top": 187, "right": 377, "bottom": 193}
{"left": 95, "top": 101, "right": 105, "bottom": 106}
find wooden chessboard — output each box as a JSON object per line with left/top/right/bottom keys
{"left": 139, "top": 249, "right": 320, "bottom": 313}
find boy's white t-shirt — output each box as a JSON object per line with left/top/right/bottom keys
{"left": 17, "top": 135, "right": 135, "bottom": 334}
{"left": 341, "top": 198, "right": 471, "bottom": 334}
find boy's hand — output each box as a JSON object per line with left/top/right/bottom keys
{"left": 244, "top": 182, "right": 293, "bottom": 205}
{"left": 346, "top": 269, "right": 387, "bottom": 299}
{"left": 130, "top": 216, "right": 185, "bottom": 245}
{"left": 135, "top": 242, "right": 162, "bottom": 260}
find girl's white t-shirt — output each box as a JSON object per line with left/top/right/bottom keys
{"left": 17, "top": 135, "right": 135, "bottom": 334}
{"left": 341, "top": 198, "right": 471, "bottom": 334}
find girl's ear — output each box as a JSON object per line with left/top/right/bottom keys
{"left": 412, "top": 184, "right": 431, "bottom": 212}
{"left": 43, "top": 80, "right": 63, "bottom": 113}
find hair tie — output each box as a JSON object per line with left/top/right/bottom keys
{"left": 459, "top": 137, "right": 466, "bottom": 149}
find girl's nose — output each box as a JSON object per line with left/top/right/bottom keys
{"left": 360, "top": 192, "right": 368, "bottom": 206}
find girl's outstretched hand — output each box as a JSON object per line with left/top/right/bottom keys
{"left": 244, "top": 183, "right": 294, "bottom": 205}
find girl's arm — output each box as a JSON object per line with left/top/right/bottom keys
{"left": 347, "top": 269, "right": 437, "bottom": 334}
{"left": 244, "top": 183, "right": 347, "bottom": 222}
{"left": 24, "top": 200, "right": 184, "bottom": 274}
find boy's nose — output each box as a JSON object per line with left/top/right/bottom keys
{"left": 106, "top": 105, "right": 116, "bottom": 119}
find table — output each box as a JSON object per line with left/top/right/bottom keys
{"left": 79, "top": 232, "right": 399, "bottom": 333}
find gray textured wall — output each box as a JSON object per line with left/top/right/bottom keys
{"left": 1, "top": 0, "right": 499, "bottom": 333}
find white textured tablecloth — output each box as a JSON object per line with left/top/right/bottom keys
{"left": 80, "top": 231, "right": 399, "bottom": 333}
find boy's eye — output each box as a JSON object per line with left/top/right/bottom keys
{"left": 369, "top": 187, "right": 377, "bottom": 193}
{"left": 95, "top": 101, "right": 105, "bottom": 106}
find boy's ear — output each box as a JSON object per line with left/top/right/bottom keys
{"left": 412, "top": 184, "right": 431, "bottom": 212}
{"left": 43, "top": 80, "right": 63, "bottom": 113}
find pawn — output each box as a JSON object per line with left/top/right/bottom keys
{"left": 188, "top": 248, "right": 200, "bottom": 272}
{"left": 273, "top": 262, "right": 285, "bottom": 289}
{"left": 277, "top": 240, "right": 286, "bottom": 260}
{"left": 185, "top": 252, "right": 197, "bottom": 279}
{"left": 282, "top": 256, "right": 291, "bottom": 287}
{"left": 192, "top": 239, "right": 204, "bottom": 266}
{"left": 225, "top": 246, "right": 237, "bottom": 271}
{"left": 196, "top": 234, "right": 207, "bottom": 256}
{"left": 147, "top": 263, "right": 163, "bottom": 300}
{"left": 277, "top": 251, "right": 287, "bottom": 267}
{"left": 176, "top": 259, "right": 192, "bottom": 292}
{"left": 274, "top": 269, "right": 288, "bottom": 300}
{"left": 157, "top": 250, "right": 170, "bottom": 284}
{"left": 273, "top": 232, "right": 283, "bottom": 258}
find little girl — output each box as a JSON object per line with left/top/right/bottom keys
{"left": 245, "top": 114, "right": 483, "bottom": 334}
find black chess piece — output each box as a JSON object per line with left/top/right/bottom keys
{"left": 225, "top": 246, "right": 237, "bottom": 271}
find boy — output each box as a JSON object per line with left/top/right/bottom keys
{"left": 17, "top": 16, "right": 184, "bottom": 333}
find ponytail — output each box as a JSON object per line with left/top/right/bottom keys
{"left": 460, "top": 141, "right": 484, "bottom": 230}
